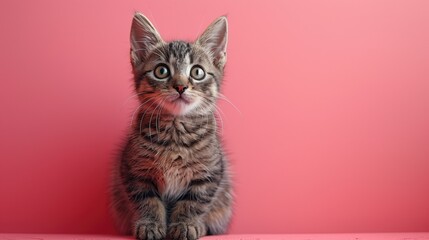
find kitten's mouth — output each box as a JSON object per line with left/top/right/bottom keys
{"left": 164, "top": 94, "right": 199, "bottom": 115}
{"left": 173, "top": 95, "right": 191, "bottom": 104}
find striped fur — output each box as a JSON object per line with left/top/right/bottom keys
{"left": 110, "top": 13, "right": 232, "bottom": 240}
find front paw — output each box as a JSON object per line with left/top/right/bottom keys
{"left": 135, "top": 221, "right": 166, "bottom": 240}
{"left": 168, "top": 222, "right": 206, "bottom": 240}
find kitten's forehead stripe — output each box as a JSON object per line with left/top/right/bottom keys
{"left": 168, "top": 41, "right": 191, "bottom": 60}
{"left": 167, "top": 41, "right": 193, "bottom": 76}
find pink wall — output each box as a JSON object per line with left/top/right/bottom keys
{"left": 1, "top": 0, "right": 429, "bottom": 234}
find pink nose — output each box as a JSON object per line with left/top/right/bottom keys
{"left": 174, "top": 85, "right": 188, "bottom": 94}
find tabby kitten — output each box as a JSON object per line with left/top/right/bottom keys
{"left": 110, "top": 13, "right": 233, "bottom": 240}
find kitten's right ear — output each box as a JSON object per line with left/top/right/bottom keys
{"left": 196, "top": 16, "right": 228, "bottom": 70}
{"left": 130, "top": 13, "right": 163, "bottom": 67}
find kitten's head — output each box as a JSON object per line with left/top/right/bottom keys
{"left": 130, "top": 13, "right": 228, "bottom": 116}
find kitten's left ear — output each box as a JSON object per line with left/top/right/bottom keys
{"left": 130, "top": 12, "right": 163, "bottom": 67}
{"left": 196, "top": 16, "right": 228, "bottom": 70}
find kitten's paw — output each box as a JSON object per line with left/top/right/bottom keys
{"left": 135, "top": 222, "right": 166, "bottom": 240}
{"left": 168, "top": 222, "right": 206, "bottom": 240}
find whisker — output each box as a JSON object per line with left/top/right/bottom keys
{"left": 205, "top": 109, "right": 212, "bottom": 132}
{"left": 213, "top": 107, "right": 224, "bottom": 135}
{"left": 130, "top": 97, "right": 155, "bottom": 127}
{"left": 196, "top": 98, "right": 215, "bottom": 133}
{"left": 197, "top": 96, "right": 223, "bottom": 133}
{"left": 149, "top": 99, "right": 164, "bottom": 142}
{"left": 218, "top": 93, "right": 242, "bottom": 115}
{"left": 122, "top": 91, "right": 155, "bottom": 106}
{"left": 213, "top": 104, "right": 226, "bottom": 119}
{"left": 195, "top": 99, "right": 211, "bottom": 130}
{"left": 139, "top": 100, "right": 158, "bottom": 136}
{"left": 155, "top": 99, "right": 166, "bottom": 140}
{"left": 122, "top": 92, "right": 143, "bottom": 106}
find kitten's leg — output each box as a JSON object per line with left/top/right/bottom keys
{"left": 204, "top": 180, "right": 233, "bottom": 235}
{"left": 168, "top": 181, "right": 219, "bottom": 240}
{"left": 110, "top": 180, "right": 134, "bottom": 235}
{"left": 127, "top": 181, "right": 167, "bottom": 240}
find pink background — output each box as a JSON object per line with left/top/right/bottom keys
{"left": 1, "top": 0, "right": 429, "bottom": 235}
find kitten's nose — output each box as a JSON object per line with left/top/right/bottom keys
{"left": 174, "top": 85, "right": 188, "bottom": 94}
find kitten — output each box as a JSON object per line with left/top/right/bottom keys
{"left": 110, "top": 13, "right": 233, "bottom": 240}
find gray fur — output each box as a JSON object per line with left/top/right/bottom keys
{"left": 110, "top": 12, "right": 232, "bottom": 240}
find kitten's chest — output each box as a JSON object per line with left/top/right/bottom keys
{"left": 157, "top": 150, "right": 194, "bottom": 200}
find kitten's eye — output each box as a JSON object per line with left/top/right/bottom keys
{"left": 190, "top": 66, "right": 206, "bottom": 80}
{"left": 154, "top": 64, "right": 170, "bottom": 79}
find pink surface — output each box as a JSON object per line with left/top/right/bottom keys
{"left": 0, "top": 235, "right": 132, "bottom": 240}
{"left": 1, "top": 0, "right": 429, "bottom": 235}
{"left": 1, "top": 234, "right": 429, "bottom": 240}
{"left": 204, "top": 234, "right": 429, "bottom": 240}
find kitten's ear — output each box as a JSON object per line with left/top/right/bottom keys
{"left": 130, "top": 12, "right": 163, "bottom": 67}
{"left": 196, "top": 16, "right": 228, "bottom": 69}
